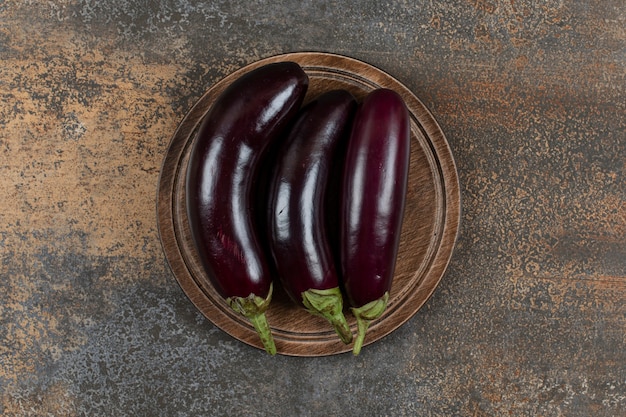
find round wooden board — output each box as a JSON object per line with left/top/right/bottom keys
{"left": 157, "top": 52, "right": 461, "bottom": 356}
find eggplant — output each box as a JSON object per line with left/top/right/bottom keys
{"left": 268, "top": 90, "right": 357, "bottom": 344}
{"left": 340, "top": 88, "right": 410, "bottom": 355}
{"left": 186, "top": 62, "right": 309, "bottom": 355}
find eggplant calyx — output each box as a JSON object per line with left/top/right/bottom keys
{"left": 301, "top": 287, "right": 353, "bottom": 344}
{"left": 227, "top": 283, "right": 276, "bottom": 355}
{"left": 350, "top": 291, "right": 389, "bottom": 356}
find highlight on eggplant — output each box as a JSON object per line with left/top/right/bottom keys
{"left": 340, "top": 88, "right": 411, "bottom": 355}
{"left": 185, "top": 61, "right": 309, "bottom": 355}
{"left": 268, "top": 89, "right": 357, "bottom": 344}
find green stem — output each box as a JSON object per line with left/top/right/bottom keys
{"left": 352, "top": 313, "right": 371, "bottom": 356}
{"left": 301, "top": 287, "right": 353, "bottom": 344}
{"left": 247, "top": 312, "right": 276, "bottom": 356}
{"left": 227, "top": 283, "right": 277, "bottom": 355}
{"left": 350, "top": 292, "right": 389, "bottom": 355}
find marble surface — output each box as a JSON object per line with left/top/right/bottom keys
{"left": 1, "top": 1, "right": 624, "bottom": 416}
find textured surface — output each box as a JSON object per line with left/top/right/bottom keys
{"left": 1, "top": 1, "right": 624, "bottom": 416}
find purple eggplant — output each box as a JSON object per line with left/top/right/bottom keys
{"left": 340, "top": 88, "right": 410, "bottom": 355}
{"left": 186, "top": 62, "right": 309, "bottom": 354}
{"left": 269, "top": 90, "right": 356, "bottom": 344}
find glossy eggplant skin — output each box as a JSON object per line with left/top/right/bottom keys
{"left": 269, "top": 90, "right": 357, "bottom": 303}
{"left": 340, "top": 88, "right": 410, "bottom": 309}
{"left": 186, "top": 62, "right": 309, "bottom": 301}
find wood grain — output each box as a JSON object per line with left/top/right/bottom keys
{"left": 157, "top": 52, "right": 461, "bottom": 356}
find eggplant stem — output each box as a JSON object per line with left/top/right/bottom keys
{"left": 301, "top": 287, "right": 353, "bottom": 344}
{"left": 350, "top": 292, "right": 389, "bottom": 355}
{"left": 227, "top": 283, "right": 277, "bottom": 355}
{"left": 247, "top": 312, "right": 276, "bottom": 355}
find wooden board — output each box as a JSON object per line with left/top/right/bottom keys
{"left": 156, "top": 52, "right": 461, "bottom": 356}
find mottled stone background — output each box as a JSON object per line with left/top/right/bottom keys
{"left": 1, "top": 1, "right": 624, "bottom": 416}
